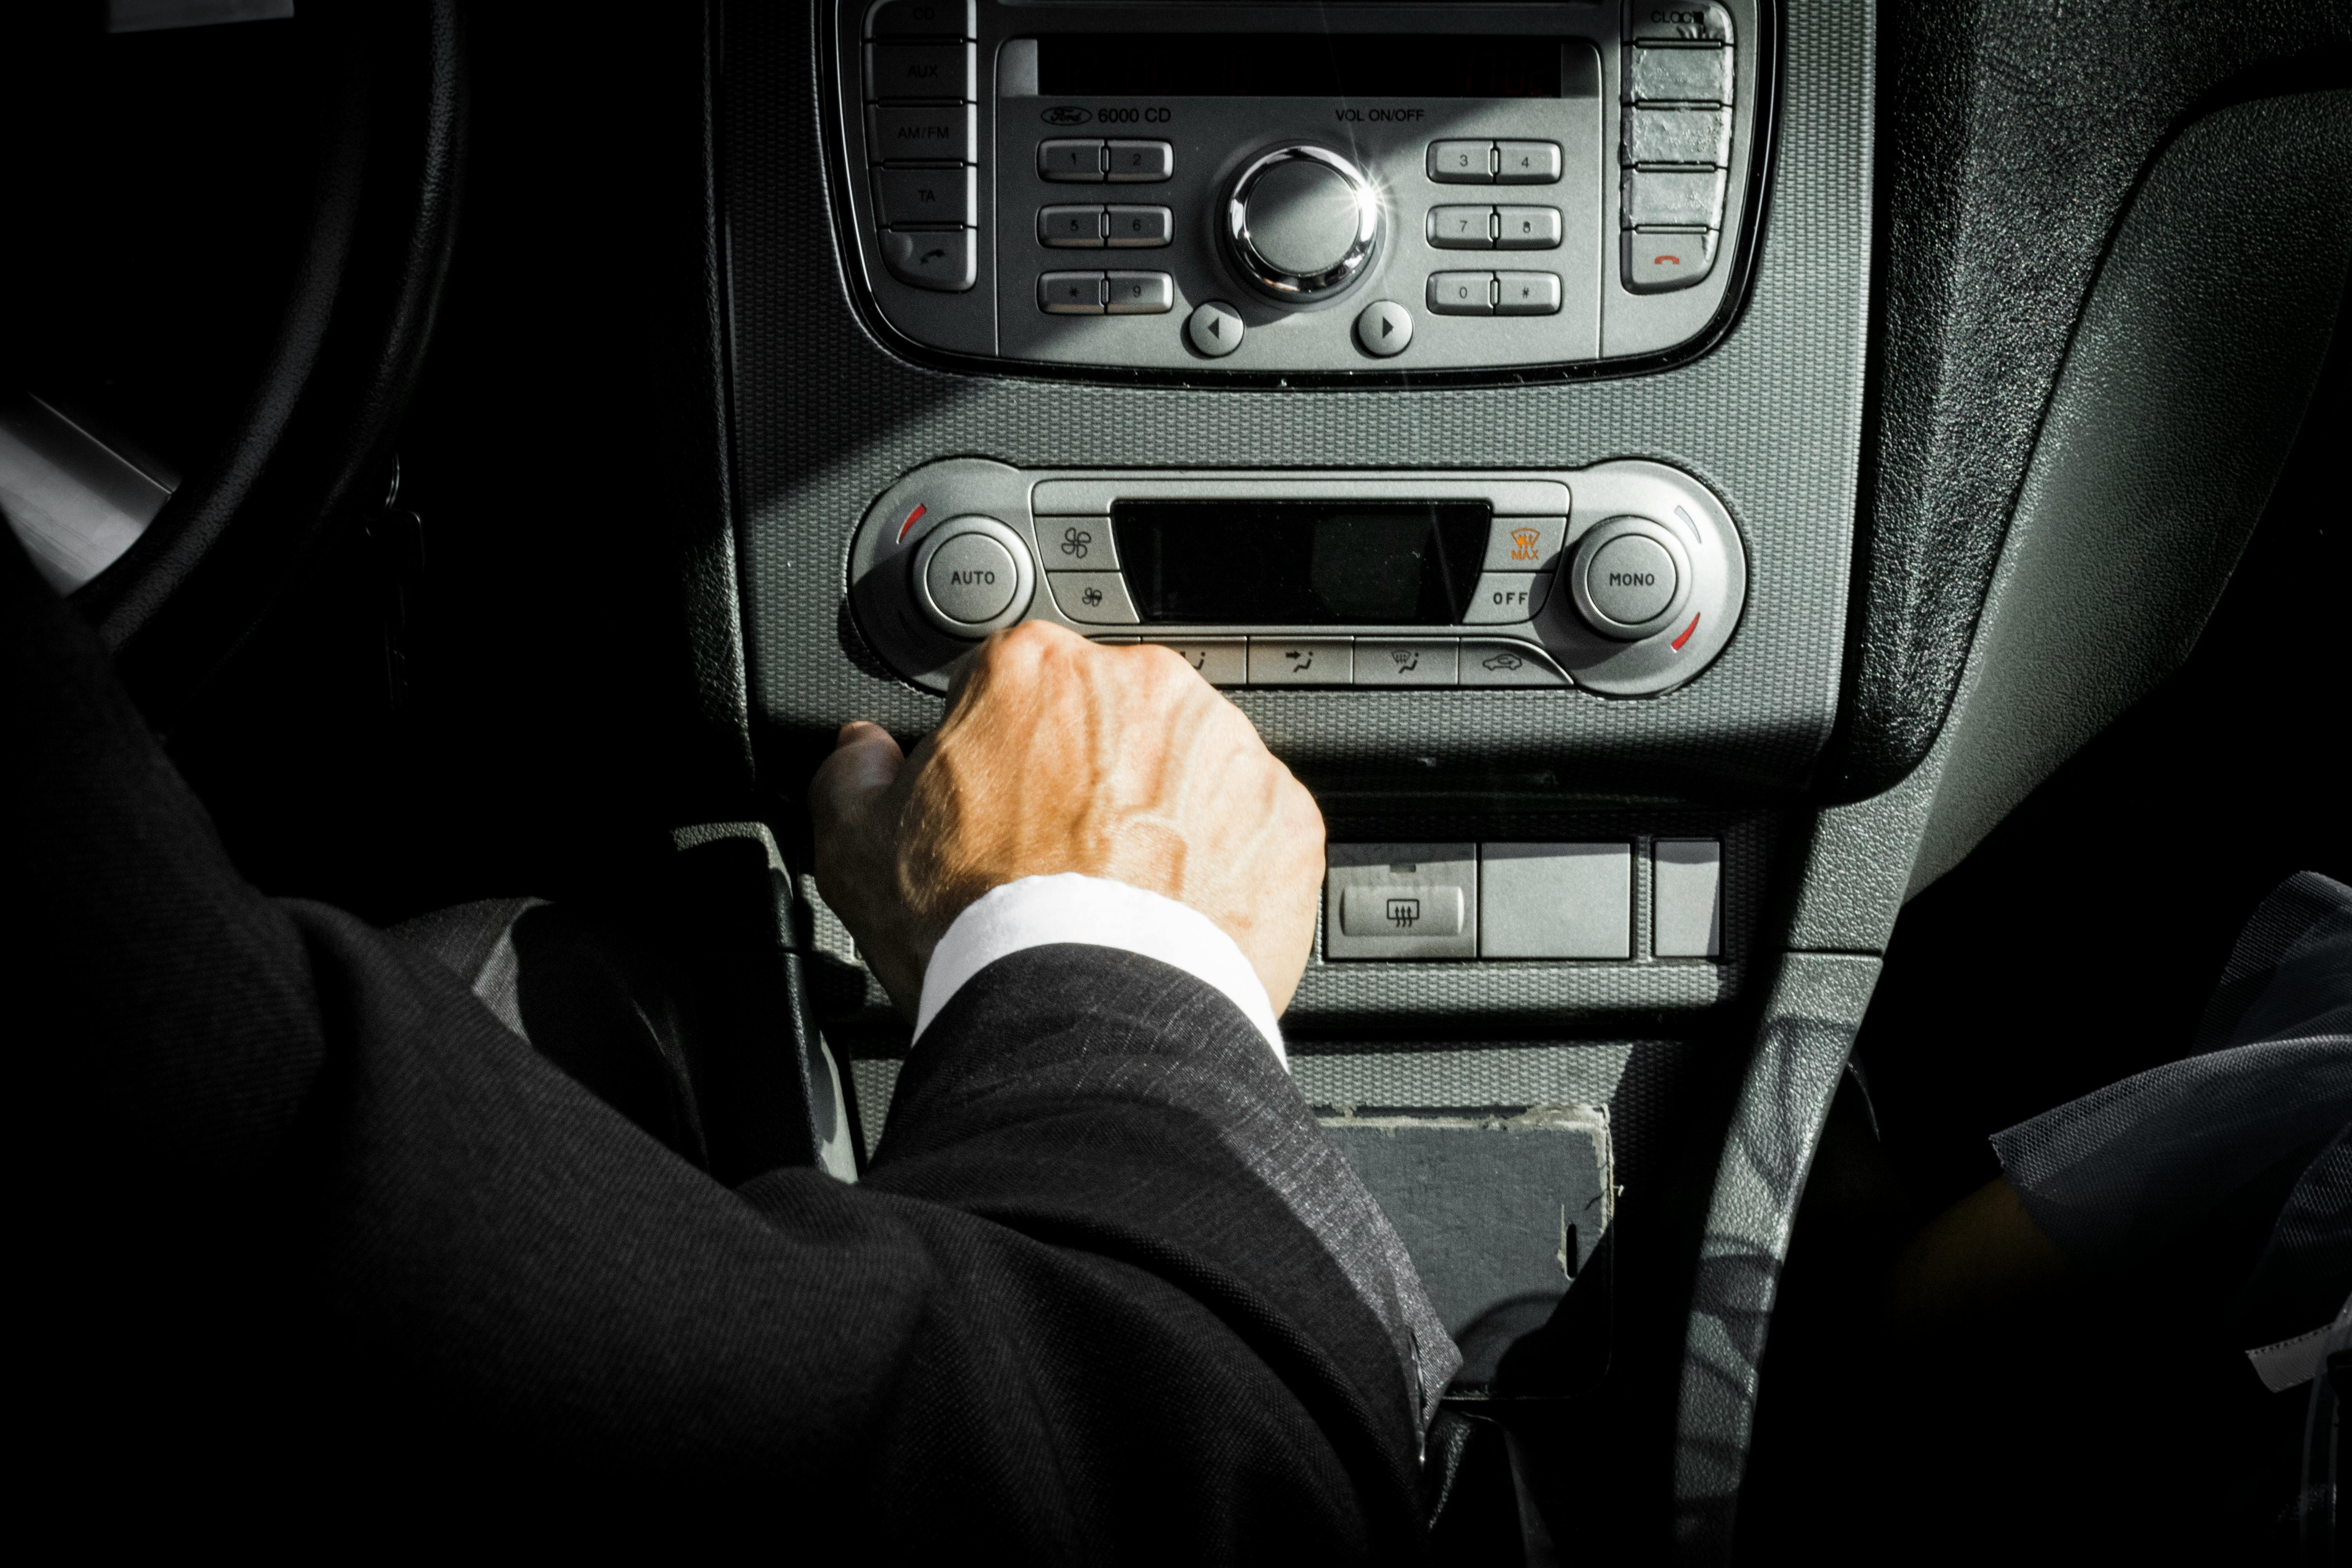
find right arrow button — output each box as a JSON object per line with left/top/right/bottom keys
{"left": 1354, "top": 299, "right": 1414, "bottom": 358}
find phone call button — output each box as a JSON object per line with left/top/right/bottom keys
{"left": 882, "top": 227, "right": 978, "bottom": 292}
{"left": 1622, "top": 229, "right": 1716, "bottom": 294}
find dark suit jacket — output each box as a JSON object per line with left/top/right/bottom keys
{"left": 3, "top": 532, "right": 1451, "bottom": 1558}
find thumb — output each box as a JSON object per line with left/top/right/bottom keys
{"left": 810, "top": 721, "right": 905, "bottom": 840}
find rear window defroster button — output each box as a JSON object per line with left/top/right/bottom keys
{"left": 1339, "top": 884, "right": 1466, "bottom": 938}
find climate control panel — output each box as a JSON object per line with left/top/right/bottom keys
{"left": 848, "top": 459, "right": 1747, "bottom": 697}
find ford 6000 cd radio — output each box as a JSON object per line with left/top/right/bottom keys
{"left": 828, "top": 1, "right": 1766, "bottom": 377}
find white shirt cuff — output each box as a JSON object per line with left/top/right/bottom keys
{"left": 913, "top": 873, "right": 1287, "bottom": 1065}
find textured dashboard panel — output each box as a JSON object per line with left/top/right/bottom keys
{"left": 1826, "top": 0, "right": 2352, "bottom": 800}
{"left": 721, "top": 2, "right": 1873, "bottom": 797}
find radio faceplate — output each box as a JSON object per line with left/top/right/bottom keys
{"left": 829, "top": 1, "right": 1765, "bottom": 376}
{"left": 848, "top": 460, "right": 1747, "bottom": 696}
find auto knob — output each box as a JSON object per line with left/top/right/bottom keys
{"left": 910, "top": 514, "right": 1034, "bottom": 638}
{"left": 1223, "top": 144, "right": 1381, "bottom": 303}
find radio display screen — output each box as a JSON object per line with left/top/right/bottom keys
{"left": 1113, "top": 501, "right": 1490, "bottom": 624}
{"left": 1036, "top": 35, "right": 1566, "bottom": 98}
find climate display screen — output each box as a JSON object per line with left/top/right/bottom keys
{"left": 1112, "top": 501, "right": 1490, "bottom": 624}
{"left": 1035, "top": 35, "right": 1566, "bottom": 99}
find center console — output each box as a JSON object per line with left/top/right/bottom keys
{"left": 731, "top": 0, "right": 1871, "bottom": 1548}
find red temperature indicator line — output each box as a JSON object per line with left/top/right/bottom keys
{"left": 1670, "top": 613, "right": 1701, "bottom": 651}
{"left": 897, "top": 503, "right": 927, "bottom": 542}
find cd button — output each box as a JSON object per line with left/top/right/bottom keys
{"left": 1354, "top": 639, "right": 1460, "bottom": 687}
{"left": 866, "top": 0, "right": 975, "bottom": 39}
{"left": 1248, "top": 639, "right": 1353, "bottom": 685}
{"left": 1048, "top": 571, "right": 1139, "bottom": 625}
{"left": 1463, "top": 571, "right": 1555, "bottom": 624}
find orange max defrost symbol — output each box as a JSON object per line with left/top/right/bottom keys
{"left": 1509, "top": 527, "right": 1541, "bottom": 562}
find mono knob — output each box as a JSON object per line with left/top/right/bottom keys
{"left": 1567, "top": 515, "right": 1695, "bottom": 642}
{"left": 1223, "top": 144, "right": 1380, "bottom": 302}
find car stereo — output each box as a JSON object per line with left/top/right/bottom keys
{"left": 828, "top": 0, "right": 1764, "bottom": 375}
{"left": 848, "top": 459, "right": 1746, "bottom": 696}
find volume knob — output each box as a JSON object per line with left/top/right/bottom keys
{"left": 1224, "top": 144, "right": 1380, "bottom": 303}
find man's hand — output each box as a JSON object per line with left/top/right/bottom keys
{"left": 810, "top": 621, "right": 1325, "bottom": 1020}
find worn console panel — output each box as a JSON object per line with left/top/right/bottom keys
{"left": 828, "top": 0, "right": 1766, "bottom": 373}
